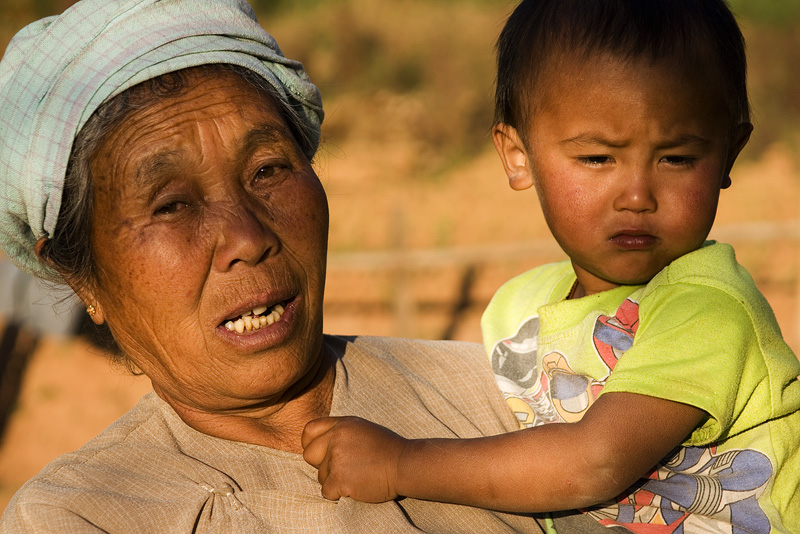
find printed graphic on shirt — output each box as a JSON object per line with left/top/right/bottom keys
{"left": 491, "top": 316, "right": 559, "bottom": 427}
{"left": 490, "top": 297, "right": 775, "bottom": 532}
{"left": 592, "top": 297, "right": 639, "bottom": 376}
{"left": 490, "top": 298, "right": 639, "bottom": 427}
{"left": 588, "top": 445, "right": 773, "bottom": 534}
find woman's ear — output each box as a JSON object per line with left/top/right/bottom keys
{"left": 34, "top": 237, "right": 106, "bottom": 325}
{"left": 492, "top": 123, "right": 534, "bottom": 191}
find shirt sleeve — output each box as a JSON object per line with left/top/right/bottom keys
{"left": 1, "top": 501, "right": 107, "bottom": 533}
{"left": 599, "top": 281, "right": 767, "bottom": 445}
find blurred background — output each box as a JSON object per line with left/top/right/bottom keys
{"left": 1, "top": 0, "right": 798, "bottom": 512}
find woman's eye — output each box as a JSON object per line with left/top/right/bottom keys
{"left": 154, "top": 201, "right": 187, "bottom": 216}
{"left": 255, "top": 165, "right": 277, "bottom": 181}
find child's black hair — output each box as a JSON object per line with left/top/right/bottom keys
{"left": 494, "top": 0, "right": 749, "bottom": 140}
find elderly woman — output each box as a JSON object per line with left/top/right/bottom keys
{"left": 0, "top": 1, "right": 607, "bottom": 532}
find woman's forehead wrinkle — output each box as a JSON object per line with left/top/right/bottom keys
{"left": 129, "top": 111, "right": 229, "bottom": 186}
{"left": 107, "top": 109, "right": 190, "bottom": 182}
{"left": 119, "top": 95, "right": 294, "bottom": 194}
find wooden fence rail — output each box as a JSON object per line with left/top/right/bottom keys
{"left": 328, "top": 219, "right": 800, "bottom": 270}
{"left": 324, "top": 219, "right": 800, "bottom": 348}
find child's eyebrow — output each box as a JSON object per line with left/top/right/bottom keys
{"left": 560, "top": 135, "right": 628, "bottom": 149}
{"left": 654, "top": 135, "right": 712, "bottom": 150}
{"left": 560, "top": 134, "right": 711, "bottom": 150}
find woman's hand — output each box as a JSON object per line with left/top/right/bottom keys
{"left": 302, "top": 416, "right": 407, "bottom": 503}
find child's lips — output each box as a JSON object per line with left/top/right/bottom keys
{"left": 610, "top": 233, "right": 658, "bottom": 250}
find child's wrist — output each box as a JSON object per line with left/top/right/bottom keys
{"left": 393, "top": 436, "right": 419, "bottom": 499}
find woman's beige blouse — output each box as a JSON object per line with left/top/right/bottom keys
{"left": 1, "top": 336, "right": 550, "bottom": 533}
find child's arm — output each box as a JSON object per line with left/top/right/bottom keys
{"left": 302, "top": 392, "right": 704, "bottom": 512}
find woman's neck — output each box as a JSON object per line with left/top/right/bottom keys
{"left": 154, "top": 345, "right": 337, "bottom": 453}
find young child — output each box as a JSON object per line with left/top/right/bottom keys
{"left": 302, "top": 1, "right": 800, "bottom": 531}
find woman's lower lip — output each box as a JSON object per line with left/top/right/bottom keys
{"left": 610, "top": 234, "right": 657, "bottom": 250}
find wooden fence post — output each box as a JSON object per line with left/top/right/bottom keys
{"left": 391, "top": 207, "right": 415, "bottom": 337}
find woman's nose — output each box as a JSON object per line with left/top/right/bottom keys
{"left": 212, "top": 200, "right": 278, "bottom": 271}
{"left": 612, "top": 170, "right": 657, "bottom": 213}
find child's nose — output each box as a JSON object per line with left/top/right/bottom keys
{"left": 612, "top": 171, "right": 657, "bottom": 213}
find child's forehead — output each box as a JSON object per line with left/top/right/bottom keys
{"left": 536, "top": 48, "right": 713, "bottom": 89}
{"left": 520, "top": 50, "right": 736, "bottom": 143}
{"left": 529, "top": 50, "right": 731, "bottom": 119}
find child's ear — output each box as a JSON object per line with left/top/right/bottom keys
{"left": 492, "top": 123, "right": 534, "bottom": 191}
{"left": 723, "top": 122, "right": 754, "bottom": 188}
{"left": 34, "top": 237, "right": 106, "bottom": 325}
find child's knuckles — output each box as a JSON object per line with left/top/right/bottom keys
{"left": 301, "top": 427, "right": 319, "bottom": 447}
{"left": 338, "top": 416, "right": 364, "bottom": 430}
{"left": 319, "top": 461, "right": 336, "bottom": 485}
{"left": 335, "top": 479, "right": 357, "bottom": 500}
{"left": 308, "top": 416, "right": 336, "bottom": 434}
{"left": 302, "top": 419, "right": 320, "bottom": 436}
{"left": 321, "top": 482, "right": 341, "bottom": 501}
{"left": 302, "top": 441, "right": 324, "bottom": 466}
{"left": 328, "top": 439, "right": 353, "bottom": 460}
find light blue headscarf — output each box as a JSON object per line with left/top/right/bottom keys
{"left": 0, "top": 0, "right": 323, "bottom": 282}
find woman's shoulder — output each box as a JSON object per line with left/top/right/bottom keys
{"left": 4, "top": 391, "right": 166, "bottom": 479}
{"left": 327, "top": 334, "right": 488, "bottom": 380}
{"left": 0, "top": 392, "right": 187, "bottom": 531}
{"left": 326, "top": 334, "right": 519, "bottom": 436}
{"left": 0, "top": 391, "right": 254, "bottom": 532}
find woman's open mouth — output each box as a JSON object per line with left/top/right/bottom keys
{"left": 222, "top": 301, "right": 287, "bottom": 334}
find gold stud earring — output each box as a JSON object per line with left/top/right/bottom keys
{"left": 86, "top": 305, "right": 96, "bottom": 318}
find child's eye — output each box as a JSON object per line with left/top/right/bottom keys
{"left": 661, "top": 155, "right": 695, "bottom": 166}
{"left": 579, "top": 156, "right": 613, "bottom": 166}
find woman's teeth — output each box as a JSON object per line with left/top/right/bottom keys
{"left": 224, "top": 303, "right": 285, "bottom": 334}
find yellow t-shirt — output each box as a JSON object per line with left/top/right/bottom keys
{"left": 482, "top": 242, "right": 800, "bottom": 533}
